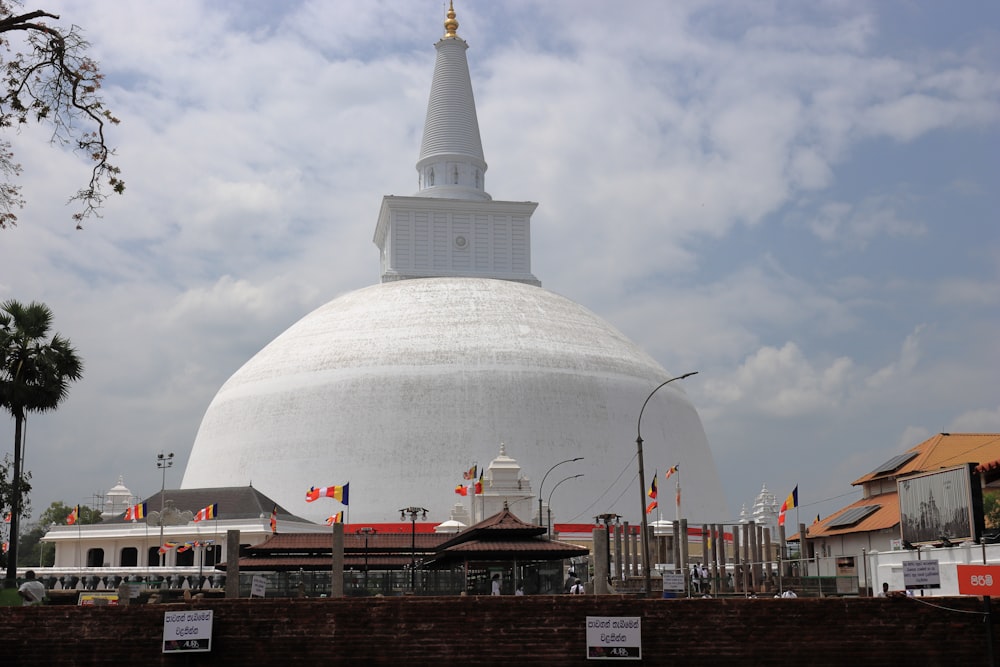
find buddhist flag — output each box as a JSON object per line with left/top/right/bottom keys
{"left": 1, "top": 542, "right": 7, "bottom": 553}
{"left": 778, "top": 485, "right": 798, "bottom": 527}
{"left": 648, "top": 473, "right": 658, "bottom": 500}
{"left": 158, "top": 541, "right": 178, "bottom": 554}
{"left": 474, "top": 471, "right": 484, "bottom": 495}
{"left": 270, "top": 505, "right": 278, "bottom": 534}
{"left": 454, "top": 484, "right": 468, "bottom": 496}
{"left": 66, "top": 505, "right": 79, "bottom": 525}
{"left": 463, "top": 465, "right": 477, "bottom": 480}
{"left": 123, "top": 502, "right": 147, "bottom": 521}
{"left": 305, "top": 483, "right": 350, "bottom": 505}
{"left": 3, "top": 511, "right": 10, "bottom": 523}
{"left": 645, "top": 500, "right": 658, "bottom": 514}
{"left": 813, "top": 514, "right": 821, "bottom": 524}
{"left": 193, "top": 503, "right": 218, "bottom": 522}
{"left": 177, "top": 542, "right": 194, "bottom": 553}
{"left": 325, "top": 511, "right": 344, "bottom": 525}
{"left": 664, "top": 465, "right": 679, "bottom": 480}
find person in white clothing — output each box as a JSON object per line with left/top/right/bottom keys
{"left": 18, "top": 570, "right": 46, "bottom": 606}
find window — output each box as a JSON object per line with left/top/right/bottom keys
{"left": 120, "top": 547, "right": 138, "bottom": 567}
{"left": 86, "top": 548, "right": 105, "bottom": 567}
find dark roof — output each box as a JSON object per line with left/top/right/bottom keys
{"left": 103, "top": 486, "right": 306, "bottom": 524}
{"left": 436, "top": 506, "right": 545, "bottom": 550}
{"left": 427, "top": 507, "right": 587, "bottom": 566}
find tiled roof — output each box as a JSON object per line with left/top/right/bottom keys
{"left": 805, "top": 491, "right": 901, "bottom": 539}
{"left": 247, "top": 532, "right": 449, "bottom": 552}
{"left": 810, "top": 433, "right": 1000, "bottom": 540}
{"left": 103, "top": 486, "right": 304, "bottom": 524}
{"left": 851, "top": 433, "right": 1000, "bottom": 486}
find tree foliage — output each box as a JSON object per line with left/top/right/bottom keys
{"left": 984, "top": 490, "right": 1000, "bottom": 529}
{"left": 15, "top": 501, "right": 100, "bottom": 567}
{"left": 0, "top": 1, "right": 123, "bottom": 228}
{"left": 0, "top": 299, "right": 82, "bottom": 582}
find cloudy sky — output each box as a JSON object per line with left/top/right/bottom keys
{"left": 1, "top": 0, "right": 997, "bottom": 527}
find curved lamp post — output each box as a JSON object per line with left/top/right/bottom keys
{"left": 546, "top": 474, "right": 583, "bottom": 536}
{"left": 538, "top": 457, "right": 583, "bottom": 536}
{"left": 399, "top": 507, "right": 427, "bottom": 592}
{"left": 636, "top": 371, "right": 698, "bottom": 594}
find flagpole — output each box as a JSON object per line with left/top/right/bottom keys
{"left": 675, "top": 471, "right": 681, "bottom": 524}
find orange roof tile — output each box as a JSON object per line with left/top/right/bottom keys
{"left": 852, "top": 433, "right": 1000, "bottom": 486}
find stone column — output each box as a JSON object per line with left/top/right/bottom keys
{"left": 225, "top": 530, "right": 240, "bottom": 599}
{"left": 763, "top": 526, "right": 773, "bottom": 584}
{"left": 593, "top": 526, "right": 609, "bottom": 595}
{"left": 733, "top": 524, "right": 742, "bottom": 593}
{"left": 331, "top": 522, "right": 345, "bottom": 598}
{"left": 622, "top": 522, "right": 631, "bottom": 580}
{"left": 709, "top": 524, "right": 719, "bottom": 594}
{"left": 679, "top": 519, "right": 689, "bottom": 595}
{"left": 613, "top": 524, "right": 623, "bottom": 583}
{"left": 672, "top": 521, "right": 681, "bottom": 573}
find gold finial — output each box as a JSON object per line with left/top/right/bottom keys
{"left": 444, "top": 1, "right": 459, "bottom": 38}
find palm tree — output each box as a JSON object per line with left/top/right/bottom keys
{"left": 0, "top": 300, "right": 82, "bottom": 585}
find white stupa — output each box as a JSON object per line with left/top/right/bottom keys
{"left": 181, "top": 4, "right": 728, "bottom": 525}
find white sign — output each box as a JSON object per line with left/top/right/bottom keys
{"left": 163, "top": 610, "right": 213, "bottom": 653}
{"left": 661, "top": 573, "right": 686, "bottom": 592}
{"left": 586, "top": 616, "right": 641, "bottom": 660}
{"left": 903, "top": 559, "right": 941, "bottom": 590}
{"left": 251, "top": 574, "right": 267, "bottom": 598}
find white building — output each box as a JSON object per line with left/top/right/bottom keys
{"left": 180, "top": 3, "right": 728, "bottom": 529}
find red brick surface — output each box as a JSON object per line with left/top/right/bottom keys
{"left": 1, "top": 595, "right": 994, "bottom": 666}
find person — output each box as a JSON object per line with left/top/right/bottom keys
{"left": 491, "top": 574, "right": 501, "bottom": 596}
{"left": 781, "top": 588, "right": 797, "bottom": 598}
{"left": 515, "top": 585, "right": 524, "bottom": 596}
{"left": 878, "top": 582, "right": 889, "bottom": 597}
{"left": 18, "top": 570, "right": 46, "bottom": 606}
{"left": 564, "top": 570, "right": 577, "bottom": 594}
{"left": 570, "top": 578, "right": 584, "bottom": 594}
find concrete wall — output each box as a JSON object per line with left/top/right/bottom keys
{"left": 1, "top": 595, "right": 993, "bottom": 666}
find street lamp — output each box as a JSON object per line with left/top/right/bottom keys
{"left": 356, "top": 527, "right": 377, "bottom": 592}
{"left": 547, "top": 474, "right": 583, "bottom": 536}
{"left": 636, "top": 371, "right": 698, "bottom": 595}
{"left": 156, "top": 451, "right": 174, "bottom": 566}
{"left": 538, "top": 457, "right": 583, "bottom": 536}
{"left": 399, "top": 507, "right": 427, "bottom": 592}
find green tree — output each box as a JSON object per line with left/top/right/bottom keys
{"left": 0, "top": 1, "right": 123, "bottom": 228}
{"left": 0, "top": 300, "right": 82, "bottom": 585}
{"left": 984, "top": 490, "right": 1000, "bottom": 529}
{"left": 16, "top": 500, "right": 100, "bottom": 567}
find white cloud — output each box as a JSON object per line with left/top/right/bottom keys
{"left": 0, "top": 0, "right": 996, "bottom": 523}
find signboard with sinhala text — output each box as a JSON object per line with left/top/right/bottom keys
{"left": 586, "top": 616, "right": 641, "bottom": 660}
{"left": 163, "top": 610, "right": 213, "bottom": 653}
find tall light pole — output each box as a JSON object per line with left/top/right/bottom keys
{"left": 156, "top": 451, "right": 174, "bottom": 567}
{"left": 538, "top": 457, "right": 583, "bottom": 536}
{"left": 399, "top": 507, "right": 427, "bottom": 592}
{"left": 547, "top": 474, "right": 583, "bottom": 536}
{"left": 636, "top": 371, "right": 698, "bottom": 595}
{"left": 356, "top": 527, "right": 377, "bottom": 593}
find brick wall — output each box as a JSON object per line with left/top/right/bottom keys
{"left": 2, "top": 595, "right": 995, "bottom": 666}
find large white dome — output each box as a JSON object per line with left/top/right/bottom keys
{"left": 181, "top": 277, "right": 728, "bottom": 524}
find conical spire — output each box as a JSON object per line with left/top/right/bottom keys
{"left": 415, "top": 1, "right": 489, "bottom": 201}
